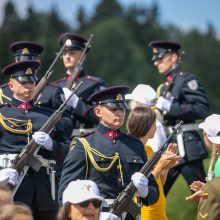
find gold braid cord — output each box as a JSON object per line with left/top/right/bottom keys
{"left": 78, "top": 137, "right": 124, "bottom": 186}
{"left": 0, "top": 88, "right": 12, "bottom": 104}
{"left": 156, "top": 83, "right": 164, "bottom": 97}
{"left": 0, "top": 113, "right": 32, "bottom": 143}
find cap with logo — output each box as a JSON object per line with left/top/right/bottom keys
{"left": 199, "top": 114, "right": 220, "bottom": 144}
{"left": 58, "top": 33, "right": 89, "bottom": 53}
{"left": 2, "top": 60, "right": 40, "bottom": 83}
{"left": 10, "top": 41, "right": 43, "bottom": 62}
{"left": 62, "top": 180, "right": 103, "bottom": 205}
{"left": 148, "top": 40, "right": 181, "bottom": 62}
{"left": 89, "top": 86, "right": 129, "bottom": 109}
{"left": 125, "top": 84, "right": 157, "bottom": 106}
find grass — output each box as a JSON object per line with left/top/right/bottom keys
{"left": 166, "top": 158, "right": 209, "bottom": 220}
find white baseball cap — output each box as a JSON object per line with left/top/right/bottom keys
{"left": 199, "top": 114, "right": 220, "bottom": 144}
{"left": 125, "top": 84, "right": 157, "bottom": 106}
{"left": 62, "top": 180, "right": 103, "bottom": 205}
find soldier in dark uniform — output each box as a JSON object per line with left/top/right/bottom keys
{"left": 54, "top": 33, "right": 106, "bottom": 132}
{"left": 148, "top": 40, "right": 209, "bottom": 195}
{"left": 0, "top": 61, "right": 73, "bottom": 220}
{"left": 0, "top": 41, "right": 63, "bottom": 110}
{"left": 58, "top": 86, "right": 159, "bottom": 219}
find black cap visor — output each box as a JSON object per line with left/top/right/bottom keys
{"left": 152, "top": 50, "right": 168, "bottom": 62}
{"left": 102, "top": 102, "right": 128, "bottom": 109}
{"left": 12, "top": 75, "right": 38, "bottom": 83}
{"left": 15, "top": 55, "right": 39, "bottom": 62}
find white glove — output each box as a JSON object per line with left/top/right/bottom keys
{"left": 99, "top": 212, "right": 119, "bottom": 220}
{"left": 131, "top": 172, "right": 149, "bottom": 198}
{"left": 62, "top": 87, "right": 79, "bottom": 108}
{"left": 0, "top": 168, "right": 18, "bottom": 186}
{"left": 156, "top": 96, "right": 172, "bottom": 112}
{"left": 32, "top": 131, "right": 53, "bottom": 151}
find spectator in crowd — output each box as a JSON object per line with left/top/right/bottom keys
{"left": 125, "top": 84, "right": 167, "bottom": 152}
{"left": 0, "top": 203, "right": 33, "bottom": 220}
{"left": 0, "top": 185, "right": 13, "bottom": 206}
{"left": 185, "top": 114, "right": 220, "bottom": 220}
{"left": 126, "top": 106, "right": 180, "bottom": 220}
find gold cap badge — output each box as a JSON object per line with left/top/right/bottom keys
{"left": 26, "top": 68, "right": 33, "bottom": 75}
{"left": 65, "top": 39, "right": 72, "bottom": 46}
{"left": 153, "top": 48, "right": 158, "bottom": 54}
{"left": 22, "top": 48, "right": 29, "bottom": 55}
{"left": 116, "top": 94, "right": 123, "bottom": 101}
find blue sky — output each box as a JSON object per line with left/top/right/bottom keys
{"left": 1, "top": 0, "right": 219, "bottom": 35}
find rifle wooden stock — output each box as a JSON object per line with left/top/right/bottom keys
{"left": 8, "top": 82, "right": 82, "bottom": 193}
{"left": 110, "top": 121, "right": 183, "bottom": 218}
{"left": 65, "top": 34, "right": 93, "bottom": 90}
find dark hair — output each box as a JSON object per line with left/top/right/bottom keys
{"left": 57, "top": 203, "right": 71, "bottom": 220}
{"left": 126, "top": 107, "right": 156, "bottom": 138}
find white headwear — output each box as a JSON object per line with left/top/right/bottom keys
{"left": 125, "top": 84, "right": 157, "bottom": 106}
{"left": 199, "top": 114, "right": 220, "bottom": 144}
{"left": 62, "top": 180, "right": 103, "bottom": 205}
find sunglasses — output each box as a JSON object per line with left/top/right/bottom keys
{"left": 78, "top": 199, "right": 102, "bottom": 208}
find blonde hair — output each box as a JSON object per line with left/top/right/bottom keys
{"left": 0, "top": 186, "right": 13, "bottom": 206}
{"left": 0, "top": 204, "right": 33, "bottom": 220}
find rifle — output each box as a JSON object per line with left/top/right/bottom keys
{"left": 110, "top": 121, "right": 183, "bottom": 219}
{"left": 8, "top": 81, "right": 83, "bottom": 197}
{"left": 32, "top": 42, "right": 67, "bottom": 103}
{"left": 65, "top": 34, "right": 93, "bottom": 90}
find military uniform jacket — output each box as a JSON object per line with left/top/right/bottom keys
{"left": 0, "top": 97, "right": 73, "bottom": 210}
{"left": 58, "top": 123, "right": 159, "bottom": 205}
{"left": 197, "top": 177, "right": 220, "bottom": 220}
{"left": 54, "top": 70, "right": 106, "bottom": 129}
{"left": 158, "top": 68, "right": 209, "bottom": 162}
{"left": 0, "top": 82, "right": 63, "bottom": 110}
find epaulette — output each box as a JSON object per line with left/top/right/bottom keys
{"left": 80, "top": 131, "right": 94, "bottom": 137}
{"left": 0, "top": 83, "right": 8, "bottom": 89}
{"left": 52, "top": 78, "right": 66, "bottom": 85}
{"left": 84, "top": 75, "right": 102, "bottom": 82}
{"left": 0, "top": 103, "right": 9, "bottom": 108}
{"left": 47, "top": 82, "right": 60, "bottom": 88}
{"left": 177, "top": 71, "right": 190, "bottom": 77}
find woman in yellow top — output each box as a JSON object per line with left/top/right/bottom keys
{"left": 126, "top": 106, "right": 180, "bottom": 220}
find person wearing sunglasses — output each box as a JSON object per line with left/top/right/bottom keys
{"left": 58, "top": 180, "right": 118, "bottom": 220}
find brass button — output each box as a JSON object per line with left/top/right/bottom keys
{"left": 118, "top": 178, "right": 121, "bottom": 182}
{"left": 134, "top": 159, "right": 137, "bottom": 163}
{"left": 113, "top": 140, "right": 116, "bottom": 144}
{"left": 117, "top": 165, "right": 120, "bottom": 169}
{"left": 101, "top": 158, "right": 104, "bottom": 161}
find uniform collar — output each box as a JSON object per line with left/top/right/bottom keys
{"left": 11, "top": 97, "right": 33, "bottom": 110}
{"left": 65, "top": 69, "right": 85, "bottom": 81}
{"left": 164, "top": 65, "right": 179, "bottom": 82}
{"left": 97, "top": 123, "right": 121, "bottom": 139}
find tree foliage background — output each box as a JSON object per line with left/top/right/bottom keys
{"left": 0, "top": 1, "right": 219, "bottom": 219}
{"left": 0, "top": 0, "right": 219, "bottom": 113}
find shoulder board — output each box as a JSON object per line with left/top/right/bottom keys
{"left": 0, "top": 103, "right": 9, "bottom": 108}
{"left": 0, "top": 83, "right": 8, "bottom": 89}
{"left": 52, "top": 78, "right": 66, "bottom": 84}
{"left": 80, "top": 131, "right": 94, "bottom": 137}
{"left": 177, "top": 71, "right": 190, "bottom": 78}
{"left": 84, "top": 75, "right": 103, "bottom": 82}
{"left": 47, "top": 82, "right": 60, "bottom": 88}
